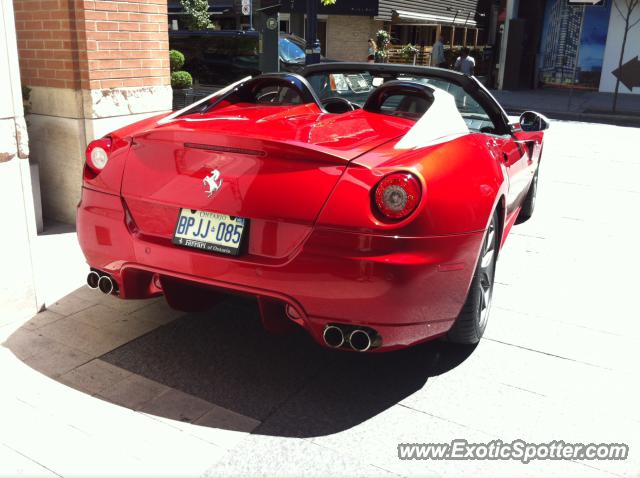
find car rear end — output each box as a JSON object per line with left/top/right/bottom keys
{"left": 77, "top": 94, "right": 486, "bottom": 352}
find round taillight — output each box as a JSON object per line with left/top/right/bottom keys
{"left": 86, "top": 137, "right": 112, "bottom": 172}
{"left": 374, "top": 172, "right": 422, "bottom": 220}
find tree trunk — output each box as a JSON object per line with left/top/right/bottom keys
{"left": 613, "top": 10, "right": 631, "bottom": 112}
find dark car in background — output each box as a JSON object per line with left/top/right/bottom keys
{"left": 169, "top": 30, "right": 309, "bottom": 88}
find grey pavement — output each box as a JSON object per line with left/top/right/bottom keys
{"left": 1, "top": 120, "right": 640, "bottom": 477}
{"left": 491, "top": 88, "right": 640, "bottom": 126}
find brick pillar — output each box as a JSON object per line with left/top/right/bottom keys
{"left": 14, "top": 0, "right": 171, "bottom": 224}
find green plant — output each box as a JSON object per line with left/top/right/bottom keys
{"left": 22, "top": 85, "right": 31, "bottom": 115}
{"left": 180, "top": 0, "right": 212, "bottom": 30}
{"left": 375, "top": 30, "right": 390, "bottom": 62}
{"left": 400, "top": 43, "right": 419, "bottom": 61}
{"left": 169, "top": 50, "right": 185, "bottom": 72}
{"left": 171, "top": 70, "right": 193, "bottom": 89}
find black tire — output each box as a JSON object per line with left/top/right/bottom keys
{"left": 447, "top": 211, "right": 499, "bottom": 344}
{"left": 515, "top": 168, "right": 538, "bottom": 224}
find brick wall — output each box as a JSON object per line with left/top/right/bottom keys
{"left": 14, "top": 0, "right": 170, "bottom": 91}
{"left": 84, "top": 0, "right": 169, "bottom": 89}
{"left": 325, "top": 15, "right": 382, "bottom": 62}
{"left": 12, "top": 0, "right": 172, "bottom": 224}
{"left": 13, "top": 0, "right": 86, "bottom": 90}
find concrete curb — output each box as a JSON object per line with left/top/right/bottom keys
{"left": 503, "top": 108, "right": 640, "bottom": 127}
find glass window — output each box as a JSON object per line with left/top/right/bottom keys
{"left": 279, "top": 37, "right": 305, "bottom": 63}
{"left": 398, "top": 75, "right": 494, "bottom": 130}
{"left": 254, "top": 84, "right": 303, "bottom": 105}
{"left": 539, "top": 0, "right": 612, "bottom": 90}
{"left": 380, "top": 93, "right": 431, "bottom": 120}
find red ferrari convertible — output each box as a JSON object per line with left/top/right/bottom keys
{"left": 78, "top": 63, "right": 548, "bottom": 352}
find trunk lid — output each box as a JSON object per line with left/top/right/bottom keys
{"left": 121, "top": 106, "right": 412, "bottom": 259}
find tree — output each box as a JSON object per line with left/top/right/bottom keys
{"left": 180, "top": 0, "right": 212, "bottom": 30}
{"left": 179, "top": 0, "right": 336, "bottom": 31}
{"left": 612, "top": 0, "right": 640, "bottom": 112}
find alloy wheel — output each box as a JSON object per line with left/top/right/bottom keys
{"left": 477, "top": 219, "right": 496, "bottom": 330}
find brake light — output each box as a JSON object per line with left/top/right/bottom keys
{"left": 85, "top": 137, "right": 112, "bottom": 173}
{"left": 374, "top": 172, "right": 422, "bottom": 220}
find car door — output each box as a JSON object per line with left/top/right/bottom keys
{"left": 491, "top": 134, "right": 533, "bottom": 219}
{"left": 446, "top": 85, "right": 532, "bottom": 221}
{"left": 469, "top": 78, "right": 543, "bottom": 219}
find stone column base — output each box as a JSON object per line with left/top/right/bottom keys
{"left": 27, "top": 85, "right": 171, "bottom": 224}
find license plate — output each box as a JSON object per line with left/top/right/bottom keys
{"left": 172, "top": 209, "right": 247, "bottom": 256}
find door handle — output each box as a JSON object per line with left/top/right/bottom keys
{"left": 502, "top": 152, "right": 509, "bottom": 163}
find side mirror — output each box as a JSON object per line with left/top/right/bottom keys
{"left": 519, "top": 111, "right": 550, "bottom": 132}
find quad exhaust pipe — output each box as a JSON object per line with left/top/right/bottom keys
{"left": 348, "top": 329, "right": 373, "bottom": 352}
{"left": 323, "top": 325, "right": 345, "bottom": 348}
{"left": 98, "top": 275, "right": 115, "bottom": 295}
{"left": 86, "top": 271, "right": 118, "bottom": 295}
{"left": 86, "top": 271, "right": 100, "bottom": 289}
{"left": 322, "top": 324, "right": 380, "bottom": 352}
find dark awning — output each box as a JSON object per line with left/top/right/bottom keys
{"left": 168, "top": 1, "right": 234, "bottom": 14}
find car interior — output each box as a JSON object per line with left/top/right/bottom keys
{"left": 305, "top": 70, "right": 498, "bottom": 132}
{"left": 178, "top": 70, "right": 500, "bottom": 135}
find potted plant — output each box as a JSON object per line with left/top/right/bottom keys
{"left": 170, "top": 50, "right": 194, "bottom": 110}
{"left": 400, "top": 43, "right": 420, "bottom": 65}
{"left": 375, "top": 30, "right": 390, "bottom": 63}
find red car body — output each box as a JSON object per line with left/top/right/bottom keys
{"left": 77, "top": 64, "right": 546, "bottom": 352}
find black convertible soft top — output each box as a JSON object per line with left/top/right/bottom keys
{"left": 301, "top": 62, "right": 512, "bottom": 135}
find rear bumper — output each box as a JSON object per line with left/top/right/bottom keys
{"left": 77, "top": 187, "right": 484, "bottom": 351}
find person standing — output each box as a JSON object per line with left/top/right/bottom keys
{"left": 367, "top": 38, "right": 376, "bottom": 63}
{"left": 431, "top": 35, "right": 446, "bottom": 68}
{"left": 454, "top": 48, "right": 475, "bottom": 76}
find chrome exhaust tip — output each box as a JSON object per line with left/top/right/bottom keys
{"left": 349, "top": 329, "right": 372, "bottom": 352}
{"left": 87, "top": 271, "right": 100, "bottom": 290}
{"left": 98, "top": 275, "right": 114, "bottom": 295}
{"left": 323, "top": 325, "right": 345, "bottom": 348}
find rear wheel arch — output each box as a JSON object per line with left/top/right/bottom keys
{"left": 447, "top": 208, "right": 500, "bottom": 344}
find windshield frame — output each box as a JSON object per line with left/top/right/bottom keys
{"left": 301, "top": 62, "right": 512, "bottom": 136}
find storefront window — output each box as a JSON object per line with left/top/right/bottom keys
{"left": 539, "top": 0, "right": 612, "bottom": 89}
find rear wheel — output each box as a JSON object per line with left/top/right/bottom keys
{"left": 447, "top": 211, "right": 499, "bottom": 344}
{"left": 515, "top": 168, "right": 538, "bottom": 224}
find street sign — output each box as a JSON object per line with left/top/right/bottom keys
{"left": 241, "top": 0, "right": 251, "bottom": 27}
{"left": 612, "top": 56, "right": 640, "bottom": 90}
{"left": 567, "top": 0, "right": 604, "bottom": 5}
{"left": 266, "top": 17, "right": 277, "bottom": 30}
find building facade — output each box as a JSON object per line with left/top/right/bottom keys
{"left": 539, "top": 0, "right": 584, "bottom": 85}
{"left": 499, "top": 0, "right": 640, "bottom": 95}
{"left": 13, "top": 0, "right": 172, "bottom": 224}
{"left": 600, "top": 0, "right": 640, "bottom": 94}
{"left": 168, "top": 0, "right": 490, "bottom": 63}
